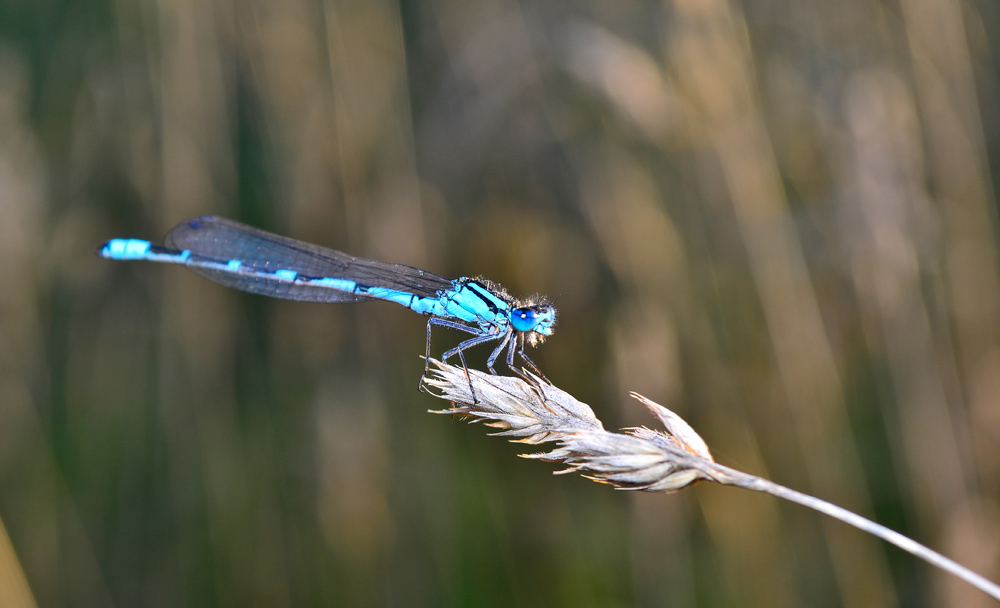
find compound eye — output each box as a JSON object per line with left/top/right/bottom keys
{"left": 510, "top": 307, "right": 539, "bottom": 332}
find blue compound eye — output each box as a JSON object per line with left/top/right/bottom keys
{"left": 510, "top": 307, "right": 539, "bottom": 332}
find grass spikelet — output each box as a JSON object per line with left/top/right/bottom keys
{"left": 422, "top": 360, "right": 1000, "bottom": 601}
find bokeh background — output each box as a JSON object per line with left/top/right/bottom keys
{"left": 1, "top": 0, "right": 999, "bottom": 605}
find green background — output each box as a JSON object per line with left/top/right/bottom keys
{"left": 1, "top": 0, "right": 999, "bottom": 605}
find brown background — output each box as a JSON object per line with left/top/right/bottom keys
{"left": 0, "top": 0, "right": 998, "bottom": 605}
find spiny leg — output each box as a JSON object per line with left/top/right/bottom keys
{"left": 516, "top": 349, "right": 549, "bottom": 383}
{"left": 507, "top": 332, "right": 550, "bottom": 383}
{"left": 505, "top": 332, "right": 518, "bottom": 367}
{"left": 420, "top": 317, "right": 483, "bottom": 394}
{"left": 504, "top": 332, "right": 529, "bottom": 381}
{"left": 486, "top": 330, "right": 512, "bottom": 374}
{"left": 440, "top": 331, "right": 504, "bottom": 403}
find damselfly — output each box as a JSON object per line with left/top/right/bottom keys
{"left": 98, "top": 216, "right": 556, "bottom": 390}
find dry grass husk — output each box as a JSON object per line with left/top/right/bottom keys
{"left": 423, "top": 360, "right": 1000, "bottom": 601}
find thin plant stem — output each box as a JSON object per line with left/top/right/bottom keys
{"left": 713, "top": 464, "right": 1000, "bottom": 600}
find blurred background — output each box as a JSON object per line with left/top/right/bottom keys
{"left": 0, "top": 0, "right": 998, "bottom": 605}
